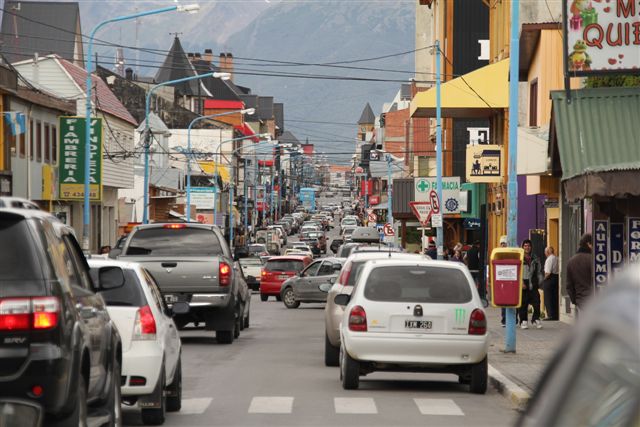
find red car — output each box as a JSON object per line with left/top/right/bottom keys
{"left": 260, "top": 255, "right": 312, "bottom": 301}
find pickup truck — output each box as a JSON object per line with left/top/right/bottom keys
{"left": 111, "top": 223, "right": 250, "bottom": 344}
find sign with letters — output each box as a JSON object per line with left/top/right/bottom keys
{"left": 593, "top": 220, "right": 609, "bottom": 289}
{"left": 628, "top": 217, "right": 640, "bottom": 263}
{"left": 58, "top": 117, "right": 102, "bottom": 201}
{"left": 414, "top": 177, "right": 461, "bottom": 214}
{"left": 610, "top": 223, "right": 624, "bottom": 275}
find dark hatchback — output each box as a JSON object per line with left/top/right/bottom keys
{"left": 0, "top": 209, "right": 124, "bottom": 426}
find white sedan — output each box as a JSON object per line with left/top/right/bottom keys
{"left": 89, "top": 259, "right": 183, "bottom": 425}
{"left": 336, "top": 259, "right": 489, "bottom": 393}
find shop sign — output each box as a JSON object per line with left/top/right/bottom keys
{"left": 414, "top": 177, "right": 461, "bottom": 214}
{"left": 593, "top": 220, "right": 609, "bottom": 289}
{"left": 190, "top": 187, "right": 216, "bottom": 209}
{"left": 610, "top": 223, "right": 624, "bottom": 275}
{"left": 361, "top": 180, "right": 372, "bottom": 196}
{"left": 369, "top": 195, "right": 380, "bottom": 205}
{"left": 466, "top": 144, "right": 502, "bottom": 183}
{"left": 463, "top": 218, "right": 482, "bottom": 229}
{"left": 564, "top": 0, "right": 640, "bottom": 75}
{"left": 627, "top": 217, "right": 640, "bottom": 263}
{"left": 58, "top": 117, "right": 102, "bottom": 201}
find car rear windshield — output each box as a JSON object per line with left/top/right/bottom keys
{"left": 0, "top": 217, "right": 43, "bottom": 283}
{"left": 363, "top": 266, "right": 472, "bottom": 303}
{"left": 90, "top": 268, "right": 146, "bottom": 307}
{"left": 125, "top": 227, "right": 223, "bottom": 256}
{"left": 265, "top": 260, "right": 304, "bottom": 272}
{"left": 248, "top": 245, "right": 266, "bottom": 253}
{"left": 342, "top": 219, "right": 357, "bottom": 225}
{"left": 240, "top": 258, "right": 263, "bottom": 266}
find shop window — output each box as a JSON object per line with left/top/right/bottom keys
{"left": 5, "top": 123, "right": 16, "bottom": 158}
{"left": 19, "top": 132, "right": 25, "bottom": 158}
{"left": 529, "top": 79, "right": 538, "bottom": 127}
{"left": 44, "top": 124, "right": 50, "bottom": 164}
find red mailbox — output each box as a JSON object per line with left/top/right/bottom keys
{"left": 489, "top": 248, "right": 524, "bottom": 308}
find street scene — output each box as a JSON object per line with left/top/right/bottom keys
{"left": 0, "top": 0, "right": 639, "bottom": 426}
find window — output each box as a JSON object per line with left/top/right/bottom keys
{"left": 125, "top": 227, "right": 223, "bottom": 257}
{"left": 36, "top": 121, "right": 42, "bottom": 162}
{"left": 29, "top": 119, "right": 34, "bottom": 160}
{"left": 265, "top": 259, "right": 305, "bottom": 273}
{"left": 5, "top": 123, "right": 16, "bottom": 159}
{"left": 89, "top": 268, "right": 146, "bottom": 307}
{"left": 62, "top": 234, "right": 93, "bottom": 291}
{"left": 19, "top": 132, "right": 25, "bottom": 158}
{"left": 51, "top": 125, "right": 57, "bottom": 164}
{"left": 529, "top": 79, "right": 538, "bottom": 127}
{"left": 318, "top": 261, "right": 337, "bottom": 276}
{"left": 302, "top": 261, "right": 321, "bottom": 277}
{"left": 44, "top": 123, "right": 50, "bottom": 163}
{"left": 0, "top": 216, "right": 43, "bottom": 284}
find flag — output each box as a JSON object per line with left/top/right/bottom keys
{"left": 3, "top": 112, "right": 26, "bottom": 136}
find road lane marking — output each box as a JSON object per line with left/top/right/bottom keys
{"left": 175, "top": 398, "right": 213, "bottom": 415}
{"left": 334, "top": 397, "right": 377, "bottom": 414}
{"left": 248, "top": 396, "right": 294, "bottom": 414}
{"left": 414, "top": 398, "right": 464, "bottom": 416}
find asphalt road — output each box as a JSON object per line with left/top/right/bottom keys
{"left": 122, "top": 198, "right": 518, "bottom": 426}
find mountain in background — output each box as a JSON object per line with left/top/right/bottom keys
{"left": 78, "top": 0, "right": 415, "bottom": 161}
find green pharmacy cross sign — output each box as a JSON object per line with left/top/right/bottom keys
{"left": 58, "top": 117, "right": 103, "bottom": 201}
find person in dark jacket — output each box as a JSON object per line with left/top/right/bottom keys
{"left": 566, "top": 233, "right": 593, "bottom": 315}
{"left": 519, "top": 239, "right": 544, "bottom": 329}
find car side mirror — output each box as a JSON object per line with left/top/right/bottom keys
{"left": 170, "top": 301, "right": 190, "bottom": 315}
{"left": 319, "top": 283, "right": 332, "bottom": 293}
{"left": 108, "top": 248, "right": 122, "bottom": 259}
{"left": 334, "top": 294, "right": 350, "bottom": 306}
{"left": 329, "top": 277, "right": 336, "bottom": 285}
{"left": 97, "top": 266, "right": 125, "bottom": 290}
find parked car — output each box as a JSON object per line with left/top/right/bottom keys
{"left": 322, "top": 252, "right": 427, "bottom": 366}
{"left": 239, "top": 257, "right": 264, "bottom": 291}
{"left": 88, "top": 258, "right": 183, "bottom": 425}
{"left": 0, "top": 208, "right": 123, "bottom": 425}
{"left": 112, "top": 223, "right": 250, "bottom": 344}
{"left": 517, "top": 265, "right": 640, "bottom": 427}
{"left": 280, "top": 258, "right": 345, "bottom": 309}
{"left": 335, "top": 259, "right": 489, "bottom": 392}
{"left": 260, "top": 255, "right": 312, "bottom": 301}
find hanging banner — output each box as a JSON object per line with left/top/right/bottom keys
{"left": 466, "top": 144, "right": 502, "bottom": 183}
{"left": 58, "top": 117, "right": 102, "bottom": 201}
{"left": 627, "top": 217, "right": 640, "bottom": 263}
{"left": 563, "top": 0, "right": 640, "bottom": 76}
{"left": 610, "top": 223, "right": 624, "bottom": 275}
{"left": 593, "top": 219, "right": 609, "bottom": 290}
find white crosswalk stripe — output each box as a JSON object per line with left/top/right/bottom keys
{"left": 414, "top": 398, "right": 464, "bottom": 416}
{"left": 334, "top": 397, "right": 378, "bottom": 414}
{"left": 248, "top": 396, "right": 294, "bottom": 414}
{"left": 175, "top": 398, "right": 213, "bottom": 415}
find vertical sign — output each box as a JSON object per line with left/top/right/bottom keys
{"left": 610, "top": 223, "right": 624, "bottom": 275}
{"left": 593, "top": 220, "right": 609, "bottom": 290}
{"left": 627, "top": 217, "right": 640, "bottom": 263}
{"left": 58, "top": 117, "right": 102, "bottom": 201}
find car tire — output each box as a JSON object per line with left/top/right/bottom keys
{"left": 104, "top": 357, "right": 122, "bottom": 427}
{"left": 469, "top": 357, "right": 488, "bottom": 394}
{"left": 282, "top": 288, "right": 300, "bottom": 309}
{"left": 324, "top": 333, "right": 339, "bottom": 367}
{"left": 234, "top": 312, "right": 241, "bottom": 339}
{"left": 340, "top": 346, "right": 360, "bottom": 390}
{"left": 275, "top": 295, "right": 282, "bottom": 302}
{"left": 216, "top": 329, "right": 234, "bottom": 344}
{"left": 238, "top": 303, "right": 245, "bottom": 331}
{"left": 141, "top": 368, "right": 166, "bottom": 425}
{"left": 166, "top": 356, "right": 182, "bottom": 412}
{"left": 51, "top": 369, "right": 88, "bottom": 427}
{"left": 260, "top": 294, "right": 268, "bottom": 302}
{"left": 243, "top": 303, "right": 250, "bottom": 329}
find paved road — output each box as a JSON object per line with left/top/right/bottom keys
{"left": 122, "top": 199, "right": 518, "bottom": 426}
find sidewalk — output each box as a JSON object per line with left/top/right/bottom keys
{"left": 485, "top": 306, "right": 572, "bottom": 410}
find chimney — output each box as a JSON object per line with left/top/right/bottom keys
{"left": 125, "top": 68, "right": 133, "bottom": 80}
{"left": 219, "top": 52, "right": 234, "bottom": 82}
{"left": 194, "top": 53, "right": 202, "bottom": 60}
{"left": 203, "top": 49, "right": 213, "bottom": 63}
{"left": 187, "top": 52, "right": 195, "bottom": 63}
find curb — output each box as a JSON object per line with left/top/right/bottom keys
{"left": 488, "top": 364, "right": 530, "bottom": 410}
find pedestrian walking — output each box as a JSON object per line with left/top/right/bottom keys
{"left": 542, "top": 246, "right": 559, "bottom": 320}
{"left": 451, "top": 249, "right": 464, "bottom": 263}
{"left": 566, "top": 233, "right": 593, "bottom": 317}
{"left": 425, "top": 241, "right": 437, "bottom": 259}
{"left": 519, "top": 239, "right": 543, "bottom": 329}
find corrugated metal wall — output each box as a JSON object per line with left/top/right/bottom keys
{"left": 392, "top": 178, "right": 415, "bottom": 218}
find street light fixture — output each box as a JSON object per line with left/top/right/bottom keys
{"left": 82, "top": 3, "right": 200, "bottom": 250}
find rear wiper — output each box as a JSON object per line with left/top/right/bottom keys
{"left": 106, "top": 301, "right": 136, "bottom": 307}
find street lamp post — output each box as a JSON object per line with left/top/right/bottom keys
{"left": 143, "top": 70, "right": 230, "bottom": 224}
{"left": 185, "top": 109, "right": 254, "bottom": 220}
{"left": 83, "top": 3, "right": 199, "bottom": 249}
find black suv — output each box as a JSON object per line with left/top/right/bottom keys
{"left": 0, "top": 209, "right": 123, "bottom": 426}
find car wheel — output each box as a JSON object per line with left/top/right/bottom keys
{"left": 216, "top": 329, "right": 234, "bottom": 344}
{"left": 324, "top": 333, "right": 339, "bottom": 367}
{"left": 469, "top": 357, "right": 488, "bottom": 394}
{"left": 340, "top": 346, "right": 360, "bottom": 390}
{"left": 238, "top": 304, "right": 245, "bottom": 331}
{"left": 243, "top": 303, "right": 250, "bottom": 329}
{"left": 283, "top": 288, "right": 300, "bottom": 309}
{"left": 141, "top": 368, "right": 166, "bottom": 425}
{"left": 260, "top": 294, "right": 268, "bottom": 302}
{"left": 106, "top": 357, "right": 122, "bottom": 426}
{"left": 166, "top": 356, "right": 182, "bottom": 412}
{"left": 275, "top": 295, "right": 282, "bottom": 302}
{"left": 234, "top": 312, "right": 241, "bottom": 339}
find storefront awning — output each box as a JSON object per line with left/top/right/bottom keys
{"left": 197, "top": 161, "right": 231, "bottom": 183}
{"left": 410, "top": 59, "right": 510, "bottom": 119}
{"left": 551, "top": 87, "right": 640, "bottom": 200}
{"left": 234, "top": 123, "right": 260, "bottom": 142}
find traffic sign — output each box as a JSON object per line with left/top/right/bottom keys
{"left": 368, "top": 212, "right": 377, "bottom": 223}
{"left": 409, "top": 201, "right": 433, "bottom": 226}
{"left": 432, "top": 213, "right": 443, "bottom": 227}
{"left": 383, "top": 223, "right": 395, "bottom": 236}
{"left": 429, "top": 190, "right": 440, "bottom": 214}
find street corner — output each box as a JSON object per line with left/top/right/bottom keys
{"left": 488, "top": 364, "right": 530, "bottom": 411}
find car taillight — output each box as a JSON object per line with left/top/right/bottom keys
{"left": 163, "top": 223, "right": 186, "bottom": 229}
{"left": 0, "top": 297, "right": 59, "bottom": 331}
{"left": 468, "top": 309, "right": 487, "bottom": 335}
{"left": 133, "top": 305, "right": 156, "bottom": 340}
{"left": 337, "top": 263, "right": 351, "bottom": 286}
{"left": 219, "top": 262, "right": 231, "bottom": 286}
{"left": 348, "top": 305, "right": 367, "bottom": 332}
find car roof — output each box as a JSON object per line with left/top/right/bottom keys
{"left": 0, "top": 197, "right": 41, "bottom": 210}
{"left": 266, "top": 255, "right": 311, "bottom": 261}
{"left": 0, "top": 207, "right": 57, "bottom": 220}
{"left": 361, "top": 258, "right": 467, "bottom": 271}
{"left": 87, "top": 258, "right": 142, "bottom": 271}
{"left": 132, "top": 222, "right": 218, "bottom": 231}
{"left": 347, "top": 252, "right": 428, "bottom": 262}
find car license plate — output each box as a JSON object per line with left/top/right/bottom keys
{"left": 279, "top": 275, "right": 289, "bottom": 280}
{"left": 164, "top": 294, "right": 179, "bottom": 304}
{"left": 405, "top": 320, "right": 432, "bottom": 330}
